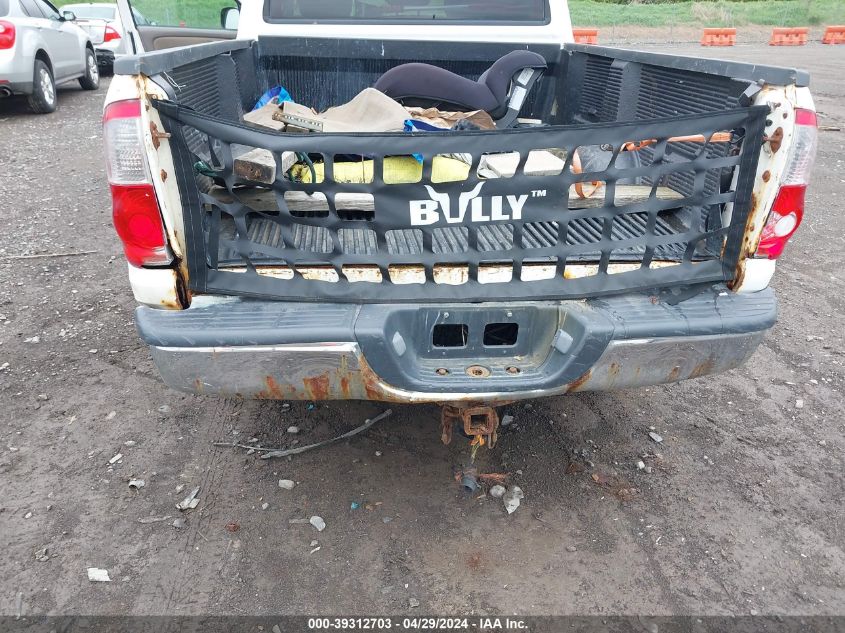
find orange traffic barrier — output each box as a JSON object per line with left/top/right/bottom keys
{"left": 770, "top": 27, "right": 808, "bottom": 45}
{"left": 822, "top": 25, "right": 845, "bottom": 44}
{"left": 573, "top": 28, "right": 599, "bottom": 45}
{"left": 701, "top": 27, "right": 736, "bottom": 46}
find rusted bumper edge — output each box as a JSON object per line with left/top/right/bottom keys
{"left": 149, "top": 334, "right": 765, "bottom": 403}
{"left": 142, "top": 292, "right": 773, "bottom": 403}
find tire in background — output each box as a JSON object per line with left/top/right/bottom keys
{"left": 79, "top": 48, "right": 100, "bottom": 91}
{"left": 27, "top": 60, "right": 57, "bottom": 114}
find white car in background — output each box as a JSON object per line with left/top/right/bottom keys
{"left": 61, "top": 2, "right": 150, "bottom": 73}
{"left": 0, "top": 0, "right": 99, "bottom": 113}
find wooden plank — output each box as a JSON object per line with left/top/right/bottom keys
{"left": 478, "top": 150, "right": 565, "bottom": 178}
{"left": 225, "top": 261, "right": 681, "bottom": 286}
{"left": 232, "top": 149, "right": 296, "bottom": 185}
{"left": 214, "top": 184, "right": 684, "bottom": 211}
{"left": 242, "top": 102, "right": 286, "bottom": 131}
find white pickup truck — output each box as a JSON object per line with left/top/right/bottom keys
{"left": 103, "top": 0, "right": 816, "bottom": 419}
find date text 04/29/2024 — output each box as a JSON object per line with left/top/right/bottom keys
{"left": 307, "top": 617, "right": 528, "bottom": 630}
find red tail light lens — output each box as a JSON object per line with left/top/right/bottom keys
{"left": 103, "top": 25, "right": 120, "bottom": 42}
{"left": 756, "top": 185, "right": 805, "bottom": 259}
{"left": 104, "top": 99, "right": 170, "bottom": 267}
{"left": 755, "top": 107, "right": 817, "bottom": 260}
{"left": 111, "top": 184, "right": 168, "bottom": 267}
{"left": 0, "top": 20, "right": 16, "bottom": 50}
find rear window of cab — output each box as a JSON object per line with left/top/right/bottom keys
{"left": 63, "top": 5, "right": 116, "bottom": 19}
{"left": 265, "top": 0, "right": 548, "bottom": 24}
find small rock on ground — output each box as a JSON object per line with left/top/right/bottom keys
{"left": 87, "top": 568, "right": 111, "bottom": 582}
{"left": 503, "top": 486, "right": 524, "bottom": 515}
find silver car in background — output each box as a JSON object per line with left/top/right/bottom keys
{"left": 60, "top": 2, "right": 150, "bottom": 73}
{"left": 0, "top": 0, "right": 99, "bottom": 113}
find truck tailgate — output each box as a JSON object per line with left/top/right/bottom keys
{"left": 153, "top": 106, "right": 766, "bottom": 302}
{"left": 137, "top": 39, "right": 779, "bottom": 304}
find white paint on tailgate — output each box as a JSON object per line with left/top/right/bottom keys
{"left": 736, "top": 258, "right": 777, "bottom": 294}
{"left": 127, "top": 263, "right": 181, "bottom": 309}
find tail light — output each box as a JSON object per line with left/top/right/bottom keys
{"left": 0, "top": 20, "right": 16, "bottom": 50}
{"left": 103, "top": 25, "right": 120, "bottom": 42}
{"left": 755, "top": 108, "right": 818, "bottom": 259}
{"left": 103, "top": 99, "right": 170, "bottom": 267}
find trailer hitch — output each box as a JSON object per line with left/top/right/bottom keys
{"left": 440, "top": 404, "right": 500, "bottom": 458}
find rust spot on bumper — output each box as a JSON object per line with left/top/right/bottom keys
{"left": 359, "top": 356, "right": 389, "bottom": 401}
{"left": 303, "top": 373, "right": 331, "bottom": 401}
{"left": 258, "top": 376, "right": 285, "bottom": 399}
{"left": 690, "top": 357, "right": 716, "bottom": 379}
{"left": 566, "top": 368, "right": 593, "bottom": 393}
{"left": 339, "top": 375, "right": 352, "bottom": 399}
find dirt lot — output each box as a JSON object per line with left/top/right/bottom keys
{"left": 1, "top": 44, "right": 844, "bottom": 619}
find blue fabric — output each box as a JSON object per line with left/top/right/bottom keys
{"left": 403, "top": 119, "right": 449, "bottom": 162}
{"left": 252, "top": 86, "right": 292, "bottom": 111}
{"left": 404, "top": 119, "right": 445, "bottom": 133}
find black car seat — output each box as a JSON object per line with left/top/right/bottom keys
{"left": 374, "top": 50, "right": 547, "bottom": 128}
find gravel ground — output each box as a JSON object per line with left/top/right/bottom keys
{"left": 0, "top": 44, "right": 844, "bottom": 618}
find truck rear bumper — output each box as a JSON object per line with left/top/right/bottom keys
{"left": 136, "top": 286, "right": 776, "bottom": 403}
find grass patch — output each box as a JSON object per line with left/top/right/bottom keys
{"left": 569, "top": 0, "right": 843, "bottom": 27}
{"left": 55, "top": 0, "right": 842, "bottom": 30}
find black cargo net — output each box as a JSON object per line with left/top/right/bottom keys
{"left": 155, "top": 100, "right": 767, "bottom": 303}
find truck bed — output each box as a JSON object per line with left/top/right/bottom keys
{"left": 126, "top": 38, "right": 790, "bottom": 303}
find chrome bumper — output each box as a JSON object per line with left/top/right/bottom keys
{"left": 138, "top": 287, "right": 775, "bottom": 403}
{"left": 149, "top": 331, "right": 766, "bottom": 404}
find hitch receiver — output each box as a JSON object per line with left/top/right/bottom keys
{"left": 440, "top": 404, "right": 500, "bottom": 449}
